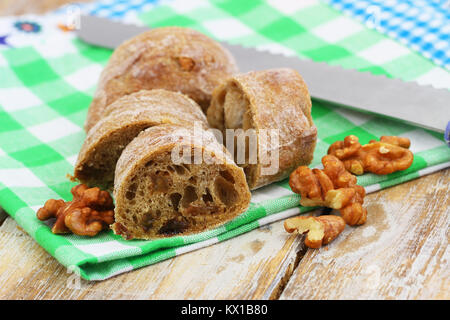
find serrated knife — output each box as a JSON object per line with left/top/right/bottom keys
{"left": 77, "top": 14, "right": 450, "bottom": 139}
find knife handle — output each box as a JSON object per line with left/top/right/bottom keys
{"left": 446, "top": 121, "right": 450, "bottom": 147}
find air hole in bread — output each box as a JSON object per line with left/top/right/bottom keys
{"left": 173, "top": 165, "right": 186, "bottom": 175}
{"left": 188, "top": 176, "right": 197, "bottom": 184}
{"left": 182, "top": 185, "right": 198, "bottom": 208}
{"left": 126, "top": 182, "right": 138, "bottom": 200}
{"left": 125, "top": 192, "right": 134, "bottom": 200}
{"left": 214, "top": 176, "right": 238, "bottom": 207}
{"left": 219, "top": 170, "right": 235, "bottom": 183}
{"left": 170, "top": 193, "right": 182, "bottom": 211}
{"left": 202, "top": 188, "right": 213, "bottom": 203}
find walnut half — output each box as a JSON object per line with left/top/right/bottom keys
{"left": 289, "top": 155, "right": 367, "bottom": 226}
{"left": 284, "top": 215, "right": 346, "bottom": 248}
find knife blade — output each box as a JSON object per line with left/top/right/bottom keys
{"left": 77, "top": 14, "right": 449, "bottom": 134}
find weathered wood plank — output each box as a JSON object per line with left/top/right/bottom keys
{"left": 280, "top": 169, "right": 450, "bottom": 300}
{"left": 0, "top": 214, "right": 305, "bottom": 299}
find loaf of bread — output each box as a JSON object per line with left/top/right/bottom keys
{"left": 74, "top": 89, "right": 208, "bottom": 190}
{"left": 207, "top": 68, "right": 317, "bottom": 190}
{"left": 112, "top": 124, "right": 251, "bottom": 239}
{"left": 85, "top": 27, "right": 238, "bottom": 132}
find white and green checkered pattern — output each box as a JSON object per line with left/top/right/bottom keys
{"left": 0, "top": 0, "right": 449, "bottom": 281}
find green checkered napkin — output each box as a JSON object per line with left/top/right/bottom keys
{"left": 1, "top": 0, "right": 449, "bottom": 281}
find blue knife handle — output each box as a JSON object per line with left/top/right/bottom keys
{"left": 446, "top": 121, "right": 450, "bottom": 147}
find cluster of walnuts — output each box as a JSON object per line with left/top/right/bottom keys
{"left": 36, "top": 184, "right": 114, "bottom": 236}
{"left": 328, "top": 135, "right": 413, "bottom": 175}
{"left": 285, "top": 135, "right": 413, "bottom": 249}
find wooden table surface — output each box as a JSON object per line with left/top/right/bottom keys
{"left": 0, "top": 169, "right": 448, "bottom": 299}
{"left": 0, "top": 1, "right": 449, "bottom": 300}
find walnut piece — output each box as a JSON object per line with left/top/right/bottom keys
{"left": 289, "top": 155, "right": 367, "bottom": 226}
{"left": 284, "top": 215, "right": 345, "bottom": 248}
{"left": 328, "top": 135, "right": 413, "bottom": 175}
{"left": 36, "top": 184, "right": 115, "bottom": 236}
{"left": 177, "top": 57, "right": 195, "bottom": 71}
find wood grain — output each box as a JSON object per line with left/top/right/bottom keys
{"left": 0, "top": 213, "right": 306, "bottom": 299}
{"left": 280, "top": 169, "right": 450, "bottom": 300}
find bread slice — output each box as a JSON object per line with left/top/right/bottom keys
{"left": 74, "top": 89, "right": 208, "bottom": 190}
{"left": 85, "top": 26, "right": 239, "bottom": 132}
{"left": 207, "top": 68, "right": 317, "bottom": 190}
{"left": 112, "top": 124, "right": 251, "bottom": 239}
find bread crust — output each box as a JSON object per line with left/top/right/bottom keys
{"left": 74, "top": 89, "right": 208, "bottom": 189}
{"left": 112, "top": 124, "right": 251, "bottom": 239}
{"left": 207, "top": 68, "right": 317, "bottom": 189}
{"left": 85, "top": 27, "right": 238, "bottom": 132}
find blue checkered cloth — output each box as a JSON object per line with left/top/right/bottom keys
{"left": 324, "top": 0, "right": 450, "bottom": 70}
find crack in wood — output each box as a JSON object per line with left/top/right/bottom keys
{"left": 268, "top": 206, "right": 330, "bottom": 300}
{"left": 0, "top": 208, "right": 7, "bottom": 227}
{"left": 269, "top": 239, "right": 308, "bottom": 300}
